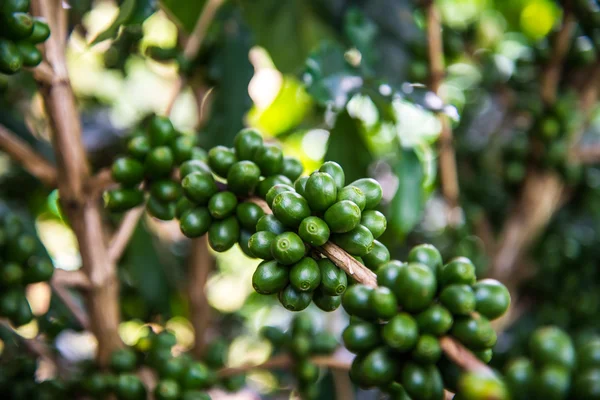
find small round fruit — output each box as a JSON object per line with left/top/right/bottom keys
{"left": 0, "top": 39, "right": 21, "bottom": 74}
{"left": 150, "top": 180, "right": 180, "bottom": 202}
{"left": 252, "top": 260, "right": 288, "bottom": 294}
{"left": 337, "top": 186, "right": 366, "bottom": 210}
{"left": 362, "top": 240, "right": 390, "bottom": 270}
{"left": 415, "top": 304, "right": 454, "bottom": 335}
{"left": 440, "top": 257, "right": 476, "bottom": 287}
{"left": 382, "top": 312, "right": 419, "bottom": 352}
{"left": 265, "top": 184, "right": 295, "bottom": 208}
{"left": 280, "top": 157, "right": 303, "bottom": 182}
{"left": 248, "top": 231, "right": 275, "bottom": 260}
{"left": 408, "top": 244, "right": 443, "bottom": 277}
{"left": 256, "top": 175, "right": 293, "bottom": 199}
{"left": 254, "top": 144, "right": 283, "bottom": 176}
{"left": 376, "top": 260, "right": 405, "bottom": 289}
{"left": 342, "top": 284, "right": 374, "bottom": 319}
{"left": 367, "top": 286, "right": 397, "bottom": 321}
{"left": 182, "top": 172, "right": 217, "bottom": 204}
{"left": 294, "top": 176, "right": 309, "bottom": 197}
{"left": 533, "top": 365, "right": 570, "bottom": 400}
{"left": 255, "top": 214, "right": 286, "bottom": 235}
{"left": 360, "top": 210, "right": 387, "bottom": 239}
{"left": 227, "top": 160, "right": 261, "bottom": 195}
{"left": 127, "top": 135, "right": 151, "bottom": 161}
{"left": 318, "top": 259, "right": 347, "bottom": 296}
{"left": 351, "top": 178, "right": 383, "bottom": 209}
{"left": 234, "top": 128, "right": 263, "bottom": 160}
{"left": 180, "top": 208, "right": 212, "bottom": 238}
{"left": 110, "top": 348, "right": 137, "bottom": 373}
{"left": 529, "top": 326, "right": 575, "bottom": 370}
{"left": 17, "top": 42, "right": 41, "bottom": 67}
{"left": 181, "top": 362, "right": 213, "bottom": 390}
{"left": 343, "top": 320, "right": 381, "bottom": 353}
{"left": 148, "top": 116, "right": 175, "bottom": 146}
{"left": 451, "top": 316, "right": 497, "bottom": 351}
{"left": 116, "top": 374, "right": 146, "bottom": 400}
{"left": 319, "top": 161, "right": 345, "bottom": 189}
{"left": 24, "top": 257, "right": 54, "bottom": 283}
{"left": 155, "top": 379, "right": 180, "bottom": 400}
{"left": 0, "top": 262, "right": 23, "bottom": 286}
{"left": 412, "top": 335, "right": 441, "bottom": 364}
{"left": 313, "top": 290, "right": 341, "bottom": 312}
{"left": 145, "top": 146, "right": 174, "bottom": 178}
{"left": 289, "top": 257, "right": 321, "bottom": 292}
{"left": 271, "top": 232, "right": 305, "bottom": 265}
{"left": 297, "top": 216, "right": 330, "bottom": 247}
{"left": 104, "top": 189, "right": 144, "bottom": 212}
{"left": 572, "top": 368, "right": 600, "bottom": 400}
{"left": 401, "top": 363, "right": 444, "bottom": 400}
{"left": 278, "top": 285, "right": 313, "bottom": 311}
{"left": 176, "top": 198, "right": 195, "bottom": 219}
{"left": 332, "top": 225, "right": 374, "bottom": 256}
{"left": 458, "top": 372, "right": 510, "bottom": 400}
{"left": 272, "top": 191, "right": 311, "bottom": 228}
{"left": 28, "top": 18, "right": 51, "bottom": 44}
{"left": 577, "top": 337, "right": 600, "bottom": 370}
{"left": 171, "top": 136, "right": 196, "bottom": 164}
{"left": 505, "top": 357, "right": 534, "bottom": 400}
{"left": 440, "top": 284, "right": 476, "bottom": 316}
{"left": 358, "top": 347, "right": 398, "bottom": 388}
{"left": 146, "top": 197, "right": 176, "bottom": 220}
{"left": 3, "top": 12, "right": 33, "bottom": 40}
{"left": 472, "top": 279, "right": 511, "bottom": 320}
{"left": 238, "top": 230, "right": 254, "bottom": 257}
{"left": 180, "top": 160, "right": 211, "bottom": 178}
{"left": 394, "top": 262, "right": 437, "bottom": 312}
{"left": 324, "top": 200, "right": 361, "bottom": 233}
{"left": 208, "top": 191, "right": 238, "bottom": 219}
{"left": 304, "top": 172, "right": 337, "bottom": 212}
{"left": 208, "top": 146, "right": 237, "bottom": 178}
{"left": 236, "top": 202, "right": 265, "bottom": 231}
{"left": 208, "top": 216, "right": 240, "bottom": 252}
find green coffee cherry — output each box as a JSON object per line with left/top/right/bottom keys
{"left": 368, "top": 286, "right": 398, "bottom": 320}
{"left": 235, "top": 202, "right": 265, "bottom": 231}
{"left": 227, "top": 160, "right": 261, "bottom": 195}
{"left": 208, "top": 146, "right": 237, "bottom": 178}
{"left": 529, "top": 326, "right": 575, "bottom": 370}
{"left": 255, "top": 214, "right": 286, "bottom": 235}
{"left": 533, "top": 365, "right": 570, "bottom": 400}
{"left": 472, "top": 279, "right": 511, "bottom": 320}
{"left": 440, "top": 284, "right": 476, "bottom": 316}
{"left": 440, "top": 257, "right": 477, "bottom": 287}
{"left": 279, "top": 285, "right": 312, "bottom": 311}
{"left": 362, "top": 240, "right": 390, "bottom": 270}
{"left": 28, "top": 18, "right": 50, "bottom": 44}
{"left": 337, "top": 186, "right": 366, "bottom": 210}
{"left": 128, "top": 135, "right": 151, "bottom": 161}
{"left": 351, "top": 178, "right": 383, "bottom": 209}
{"left": 234, "top": 128, "right": 263, "bottom": 160}
{"left": 265, "top": 184, "right": 295, "bottom": 208}
{"left": 294, "top": 176, "right": 309, "bottom": 197}
{"left": 411, "top": 335, "right": 441, "bottom": 364}
{"left": 451, "top": 316, "right": 497, "bottom": 351}
{"left": 238, "top": 229, "right": 254, "bottom": 257}
{"left": 271, "top": 232, "right": 305, "bottom": 265}
{"left": 356, "top": 347, "right": 398, "bottom": 388}
{"left": 150, "top": 180, "right": 180, "bottom": 202}
{"left": 256, "top": 175, "right": 293, "bottom": 199}
{"left": 208, "top": 216, "right": 240, "bottom": 252}
{"left": 318, "top": 258, "right": 347, "bottom": 296}
{"left": 104, "top": 188, "right": 144, "bottom": 212}
{"left": 180, "top": 208, "right": 212, "bottom": 238}
{"left": 116, "top": 374, "right": 146, "bottom": 400}
{"left": 343, "top": 320, "right": 381, "bottom": 353}
{"left": 180, "top": 160, "right": 211, "bottom": 178}
{"left": 1, "top": 262, "right": 23, "bottom": 286}
{"left": 17, "top": 42, "right": 41, "bottom": 67}
{"left": 393, "top": 262, "right": 437, "bottom": 312}
{"left": 304, "top": 172, "right": 337, "bottom": 212}
{"left": 332, "top": 224, "right": 374, "bottom": 256}
{"left": 182, "top": 172, "right": 217, "bottom": 204}
{"left": 180, "top": 362, "right": 213, "bottom": 390}
{"left": 0, "top": 39, "right": 21, "bottom": 74}
{"left": 324, "top": 200, "right": 361, "bottom": 233}
{"left": 401, "top": 363, "right": 444, "bottom": 400}
{"left": 155, "top": 379, "right": 180, "bottom": 400}
{"left": 289, "top": 257, "right": 321, "bottom": 292}
{"left": 149, "top": 116, "right": 176, "bottom": 146}
{"left": 112, "top": 157, "right": 144, "bottom": 187}
{"left": 280, "top": 157, "right": 303, "bottom": 182}
{"left": 342, "top": 284, "right": 374, "bottom": 319}
{"left": 254, "top": 144, "right": 283, "bottom": 176}
{"left": 272, "top": 191, "right": 311, "bottom": 228}
{"left": 24, "top": 257, "right": 54, "bottom": 284}
{"left": 252, "top": 260, "right": 289, "bottom": 294}
{"left": 171, "top": 136, "right": 196, "bottom": 164}
{"left": 408, "top": 244, "right": 443, "bottom": 278}
{"left": 208, "top": 191, "right": 238, "bottom": 219}
{"left": 146, "top": 197, "right": 176, "bottom": 220}
{"left": 360, "top": 210, "right": 387, "bottom": 239}
{"left": 110, "top": 348, "right": 137, "bottom": 373}
{"left": 248, "top": 231, "right": 275, "bottom": 260}
{"left": 175, "top": 197, "right": 195, "bottom": 219}
{"left": 3, "top": 12, "right": 34, "bottom": 40}
{"left": 312, "top": 289, "right": 341, "bottom": 312}
{"left": 319, "top": 161, "right": 345, "bottom": 190}
{"left": 382, "top": 312, "right": 419, "bottom": 352}
{"left": 298, "top": 216, "right": 330, "bottom": 246}
{"left": 145, "top": 146, "right": 174, "bottom": 178}
{"left": 376, "top": 260, "right": 405, "bottom": 288}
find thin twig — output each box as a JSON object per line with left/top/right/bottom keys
{"left": 425, "top": 1, "right": 460, "bottom": 222}
{"left": 108, "top": 206, "right": 144, "bottom": 262}
{"left": 188, "top": 236, "right": 214, "bottom": 358}
{"left": 51, "top": 281, "right": 91, "bottom": 330}
{"left": 164, "top": 0, "right": 225, "bottom": 116}
{"left": 439, "top": 336, "right": 494, "bottom": 375}
{"left": 86, "top": 167, "right": 116, "bottom": 198}
{"left": 27, "top": 61, "right": 57, "bottom": 85}
{"left": 51, "top": 268, "right": 90, "bottom": 289}
{"left": 0, "top": 124, "right": 57, "bottom": 187}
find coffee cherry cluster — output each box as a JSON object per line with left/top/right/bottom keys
{"left": 0, "top": 214, "right": 54, "bottom": 326}
{"left": 503, "top": 326, "right": 600, "bottom": 400}
{"left": 260, "top": 313, "right": 339, "bottom": 400}
{"left": 105, "top": 115, "right": 205, "bottom": 217}
{"left": 80, "top": 330, "right": 214, "bottom": 400}
{"left": 341, "top": 245, "right": 510, "bottom": 399}
{"left": 0, "top": 0, "right": 50, "bottom": 77}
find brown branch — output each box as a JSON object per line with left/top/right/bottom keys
{"left": 32, "top": 0, "right": 122, "bottom": 366}
{"left": 108, "top": 206, "right": 144, "bottom": 262}
{"left": 188, "top": 236, "right": 214, "bottom": 358}
{"left": 51, "top": 280, "right": 91, "bottom": 330}
{"left": 243, "top": 197, "right": 492, "bottom": 375}
{"left": 86, "top": 167, "right": 116, "bottom": 198}
{"left": 51, "top": 268, "right": 90, "bottom": 289}
{"left": 439, "top": 336, "right": 494, "bottom": 375}
{"left": 27, "top": 61, "right": 57, "bottom": 85}
{"left": 164, "top": 0, "right": 225, "bottom": 116}
{"left": 0, "top": 124, "right": 57, "bottom": 186}
{"left": 425, "top": 1, "right": 460, "bottom": 220}
{"left": 572, "top": 145, "right": 600, "bottom": 164}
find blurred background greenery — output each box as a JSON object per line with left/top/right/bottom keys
{"left": 2, "top": 0, "right": 600, "bottom": 398}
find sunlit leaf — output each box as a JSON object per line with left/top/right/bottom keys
{"left": 91, "top": 0, "right": 137, "bottom": 44}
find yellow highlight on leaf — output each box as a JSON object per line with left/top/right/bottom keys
{"left": 521, "top": 0, "right": 558, "bottom": 40}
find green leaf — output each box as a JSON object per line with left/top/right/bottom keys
{"left": 160, "top": 0, "right": 206, "bottom": 32}
{"left": 324, "top": 110, "right": 372, "bottom": 183}
{"left": 242, "top": 0, "right": 335, "bottom": 73}
{"left": 389, "top": 148, "right": 426, "bottom": 238}
{"left": 91, "top": 0, "right": 137, "bottom": 44}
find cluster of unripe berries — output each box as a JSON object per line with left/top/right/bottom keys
{"left": 340, "top": 244, "right": 510, "bottom": 399}
{"left": 0, "top": 0, "right": 50, "bottom": 77}
{"left": 0, "top": 214, "right": 54, "bottom": 326}
{"left": 260, "top": 314, "right": 339, "bottom": 400}
{"left": 503, "top": 326, "right": 600, "bottom": 400}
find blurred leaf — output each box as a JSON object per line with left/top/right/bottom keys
{"left": 201, "top": 13, "right": 254, "bottom": 148}
{"left": 91, "top": 0, "right": 156, "bottom": 44}
{"left": 344, "top": 7, "right": 378, "bottom": 71}
{"left": 242, "top": 0, "right": 335, "bottom": 73}
{"left": 303, "top": 43, "right": 363, "bottom": 109}
{"left": 324, "top": 110, "right": 372, "bottom": 183}
{"left": 389, "top": 148, "right": 425, "bottom": 238}
{"left": 247, "top": 76, "right": 313, "bottom": 136}
{"left": 160, "top": 0, "right": 205, "bottom": 32}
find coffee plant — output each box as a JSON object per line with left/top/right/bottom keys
{"left": 2, "top": 0, "right": 600, "bottom": 399}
